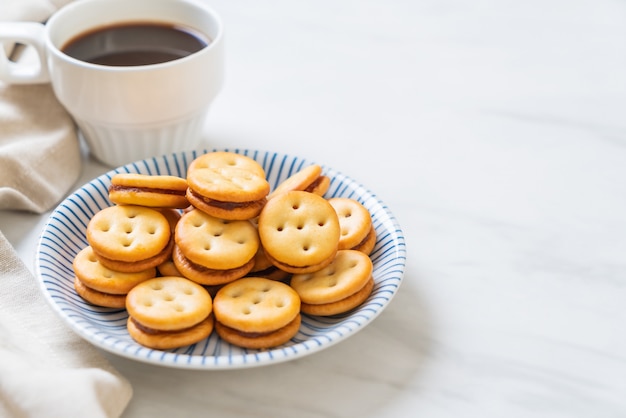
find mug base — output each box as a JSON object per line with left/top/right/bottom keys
{"left": 77, "top": 111, "right": 210, "bottom": 167}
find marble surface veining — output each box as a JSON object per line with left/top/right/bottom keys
{"left": 1, "top": 0, "right": 625, "bottom": 417}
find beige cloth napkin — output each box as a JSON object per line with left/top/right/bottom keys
{"left": 1, "top": 2, "right": 133, "bottom": 417}
{"left": 0, "top": 230, "right": 133, "bottom": 418}
{"left": 0, "top": 0, "right": 82, "bottom": 214}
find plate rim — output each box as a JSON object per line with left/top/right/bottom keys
{"left": 35, "top": 148, "right": 407, "bottom": 370}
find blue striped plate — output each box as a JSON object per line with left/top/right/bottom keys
{"left": 35, "top": 149, "right": 406, "bottom": 369}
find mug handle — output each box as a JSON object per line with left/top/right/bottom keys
{"left": 0, "top": 22, "right": 50, "bottom": 84}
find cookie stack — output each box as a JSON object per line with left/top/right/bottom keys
{"left": 72, "top": 151, "right": 377, "bottom": 351}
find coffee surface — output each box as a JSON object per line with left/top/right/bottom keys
{"left": 61, "top": 22, "right": 209, "bottom": 66}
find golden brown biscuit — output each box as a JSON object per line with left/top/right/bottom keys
{"left": 95, "top": 238, "right": 174, "bottom": 273}
{"left": 172, "top": 244, "right": 255, "bottom": 286}
{"left": 213, "top": 277, "right": 301, "bottom": 349}
{"left": 86, "top": 205, "right": 173, "bottom": 273}
{"left": 258, "top": 191, "right": 340, "bottom": 274}
{"left": 290, "top": 250, "right": 374, "bottom": 316}
{"left": 127, "top": 315, "right": 215, "bottom": 350}
{"left": 175, "top": 209, "right": 259, "bottom": 271}
{"left": 186, "top": 152, "right": 270, "bottom": 220}
{"left": 73, "top": 245, "right": 156, "bottom": 295}
{"left": 328, "top": 197, "right": 374, "bottom": 252}
{"left": 108, "top": 173, "right": 189, "bottom": 208}
{"left": 188, "top": 151, "right": 266, "bottom": 177}
{"left": 268, "top": 164, "right": 330, "bottom": 199}
{"left": 126, "top": 276, "right": 214, "bottom": 349}
{"left": 299, "top": 277, "right": 374, "bottom": 316}
{"left": 351, "top": 225, "right": 377, "bottom": 256}
{"left": 172, "top": 209, "right": 258, "bottom": 285}
{"left": 73, "top": 276, "right": 127, "bottom": 309}
{"left": 214, "top": 314, "right": 301, "bottom": 350}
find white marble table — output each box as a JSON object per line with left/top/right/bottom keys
{"left": 2, "top": 0, "right": 625, "bottom": 416}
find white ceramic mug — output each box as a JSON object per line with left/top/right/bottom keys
{"left": 0, "top": 0, "right": 224, "bottom": 167}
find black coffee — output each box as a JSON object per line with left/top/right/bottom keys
{"left": 61, "top": 22, "right": 209, "bottom": 66}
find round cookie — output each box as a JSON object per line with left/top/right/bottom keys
{"left": 73, "top": 276, "right": 127, "bottom": 309}
{"left": 299, "top": 277, "right": 374, "bottom": 317}
{"left": 351, "top": 225, "right": 377, "bottom": 256}
{"left": 86, "top": 205, "right": 173, "bottom": 272}
{"left": 258, "top": 191, "right": 340, "bottom": 274}
{"left": 126, "top": 276, "right": 214, "bottom": 349}
{"left": 126, "top": 276, "right": 213, "bottom": 330}
{"left": 188, "top": 151, "right": 266, "bottom": 178}
{"left": 73, "top": 245, "right": 156, "bottom": 295}
{"left": 186, "top": 152, "right": 270, "bottom": 220}
{"left": 328, "top": 197, "right": 374, "bottom": 251}
{"left": 214, "top": 314, "right": 301, "bottom": 350}
{"left": 175, "top": 209, "right": 259, "bottom": 271}
{"left": 213, "top": 277, "right": 301, "bottom": 349}
{"left": 95, "top": 238, "right": 174, "bottom": 274}
{"left": 290, "top": 249, "right": 374, "bottom": 316}
{"left": 108, "top": 173, "right": 189, "bottom": 208}
{"left": 268, "top": 164, "right": 330, "bottom": 199}
{"left": 173, "top": 209, "right": 258, "bottom": 285}
{"left": 127, "top": 315, "right": 214, "bottom": 350}
{"left": 172, "top": 244, "right": 255, "bottom": 286}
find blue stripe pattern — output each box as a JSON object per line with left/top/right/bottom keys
{"left": 35, "top": 149, "right": 406, "bottom": 369}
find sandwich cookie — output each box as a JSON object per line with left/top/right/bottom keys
{"left": 72, "top": 246, "right": 157, "bottom": 308}
{"left": 290, "top": 250, "right": 374, "bottom": 316}
{"left": 328, "top": 197, "right": 377, "bottom": 255}
{"left": 213, "top": 277, "right": 301, "bottom": 349}
{"left": 126, "top": 276, "right": 214, "bottom": 350}
{"left": 173, "top": 209, "right": 259, "bottom": 286}
{"left": 258, "top": 191, "right": 340, "bottom": 274}
{"left": 186, "top": 152, "right": 270, "bottom": 220}
{"left": 86, "top": 205, "right": 174, "bottom": 273}
{"left": 108, "top": 173, "right": 189, "bottom": 209}
{"left": 268, "top": 164, "right": 330, "bottom": 199}
{"left": 188, "top": 151, "right": 267, "bottom": 177}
